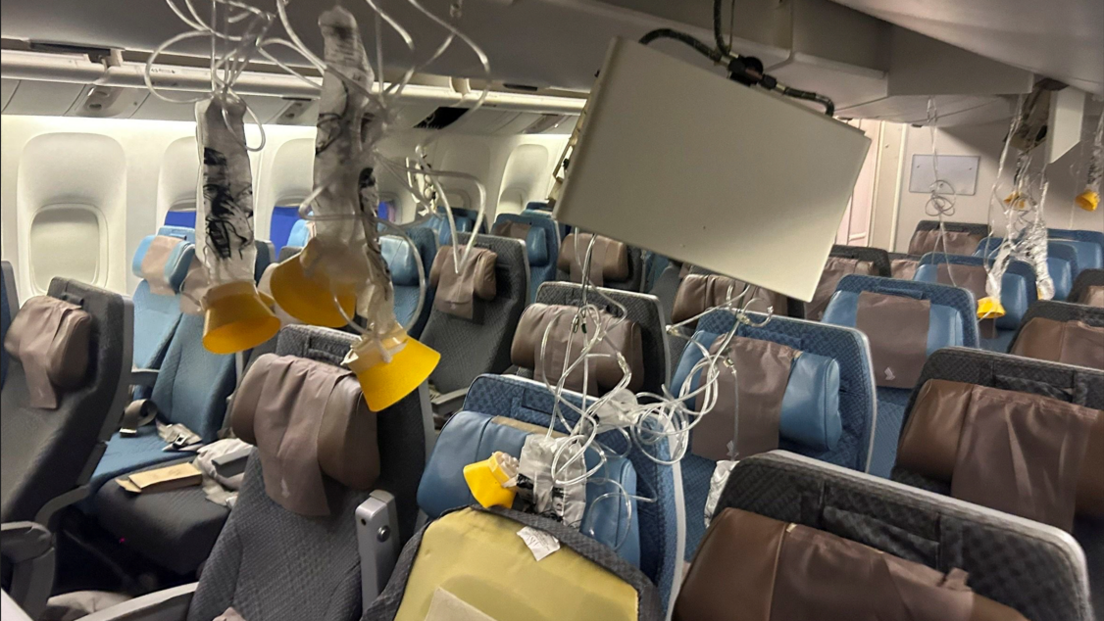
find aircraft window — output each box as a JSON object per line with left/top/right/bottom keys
{"left": 498, "top": 188, "right": 525, "bottom": 214}
{"left": 498, "top": 144, "right": 551, "bottom": 215}
{"left": 29, "top": 204, "right": 103, "bottom": 292}
{"left": 443, "top": 191, "right": 469, "bottom": 210}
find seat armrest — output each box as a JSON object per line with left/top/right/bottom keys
{"left": 356, "top": 490, "right": 401, "bottom": 606}
{"left": 130, "top": 368, "right": 159, "bottom": 389}
{"left": 430, "top": 388, "right": 469, "bottom": 427}
{"left": 79, "top": 583, "right": 197, "bottom": 621}
{"left": 1, "top": 522, "right": 55, "bottom": 620}
{"left": 212, "top": 446, "right": 253, "bottom": 480}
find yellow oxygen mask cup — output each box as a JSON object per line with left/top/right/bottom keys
{"left": 1075, "top": 190, "right": 1099, "bottom": 212}
{"left": 202, "top": 280, "right": 281, "bottom": 355}
{"left": 269, "top": 237, "right": 362, "bottom": 327}
{"left": 977, "top": 296, "right": 1006, "bottom": 321}
{"left": 344, "top": 323, "right": 440, "bottom": 411}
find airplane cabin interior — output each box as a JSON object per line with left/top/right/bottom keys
{"left": 0, "top": 0, "right": 1101, "bottom": 620}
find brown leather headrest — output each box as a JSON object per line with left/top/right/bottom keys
{"left": 890, "top": 257, "right": 920, "bottom": 280}
{"left": 511, "top": 303, "right": 644, "bottom": 393}
{"left": 897, "top": 379, "right": 1104, "bottom": 528}
{"left": 907, "top": 228, "right": 983, "bottom": 256}
{"left": 1079, "top": 285, "right": 1104, "bottom": 307}
{"left": 675, "top": 507, "right": 1027, "bottom": 621}
{"left": 4, "top": 296, "right": 92, "bottom": 409}
{"left": 140, "top": 235, "right": 187, "bottom": 296}
{"left": 557, "top": 233, "right": 630, "bottom": 286}
{"left": 231, "top": 354, "right": 379, "bottom": 516}
{"left": 430, "top": 246, "right": 498, "bottom": 320}
{"left": 492, "top": 220, "right": 530, "bottom": 241}
{"left": 1010, "top": 317, "right": 1104, "bottom": 369}
{"left": 672, "top": 273, "right": 784, "bottom": 324}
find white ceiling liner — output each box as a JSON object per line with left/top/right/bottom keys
{"left": 827, "top": 0, "right": 1104, "bottom": 94}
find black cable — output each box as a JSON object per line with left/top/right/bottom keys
{"left": 638, "top": 29, "right": 725, "bottom": 64}
{"left": 714, "top": 0, "right": 731, "bottom": 57}
{"left": 777, "top": 85, "right": 835, "bottom": 116}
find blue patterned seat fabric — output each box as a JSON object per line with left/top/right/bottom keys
{"left": 421, "top": 207, "right": 479, "bottom": 247}
{"left": 914, "top": 253, "right": 1036, "bottom": 352}
{"left": 130, "top": 230, "right": 195, "bottom": 371}
{"left": 461, "top": 373, "right": 682, "bottom": 613}
{"left": 380, "top": 229, "right": 437, "bottom": 338}
{"left": 285, "top": 219, "right": 310, "bottom": 249}
{"left": 1049, "top": 228, "right": 1104, "bottom": 273}
{"left": 522, "top": 201, "right": 571, "bottom": 240}
{"left": 821, "top": 275, "right": 978, "bottom": 477}
{"left": 977, "top": 237, "right": 1079, "bottom": 301}
{"left": 492, "top": 212, "right": 560, "bottom": 301}
{"left": 675, "top": 311, "right": 877, "bottom": 559}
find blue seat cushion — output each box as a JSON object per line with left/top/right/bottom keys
{"left": 870, "top": 387, "right": 911, "bottom": 478}
{"left": 418, "top": 410, "right": 640, "bottom": 566}
{"left": 286, "top": 219, "right": 310, "bottom": 248}
{"left": 671, "top": 332, "right": 842, "bottom": 453}
{"left": 914, "top": 263, "right": 1028, "bottom": 330}
{"left": 131, "top": 236, "right": 194, "bottom": 293}
{"left": 1056, "top": 240, "right": 1102, "bottom": 273}
{"left": 131, "top": 282, "right": 183, "bottom": 369}
{"left": 87, "top": 428, "right": 186, "bottom": 496}
{"left": 822, "top": 290, "right": 965, "bottom": 354}
{"left": 381, "top": 236, "right": 421, "bottom": 287}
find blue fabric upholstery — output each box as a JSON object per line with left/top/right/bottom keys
{"left": 130, "top": 238, "right": 195, "bottom": 370}
{"left": 523, "top": 202, "right": 571, "bottom": 240}
{"left": 381, "top": 228, "right": 437, "bottom": 338}
{"left": 462, "top": 374, "right": 681, "bottom": 611}
{"left": 90, "top": 429, "right": 185, "bottom": 494}
{"left": 418, "top": 410, "right": 640, "bottom": 566}
{"left": 677, "top": 312, "right": 877, "bottom": 559}
{"left": 381, "top": 236, "right": 421, "bottom": 286}
{"left": 268, "top": 206, "right": 301, "bottom": 253}
{"left": 285, "top": 219, "right": 310, "bottom": 248}
{"left": 644, "top": 252, "right": 671, "bottom": 293}
{"left": 156, "top": 226, "right": 195, "bottom": 242}
{"left": 87, "top": 315, "right": 237, "bottom": 496}
{"left": 977, "top": 237, "right": 1078, "bottom": 301}
{"left": 423, "top": 207, "right": 477, "bottom": 247}
{"left": 1049, "top": 228, "right": 1104, "bottom": 271}
{"left": 0, "top": 262, "right": 14, "bottom": 388}
{"left": 131, "top": 235, "right": 194, "bottom": 293}
{"left": 493, "top": 213, "right": 560, "bottom": 301}
{"left": 163, "top": 211, "right": 196, "bottom": 229}
{"left": 253, "top": 240, "right": 274, "bottom": 284}
{"left": 821, "top": 275, "right": 978, "bottom": 477}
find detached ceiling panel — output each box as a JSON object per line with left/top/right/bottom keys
{"left": 4, "top": 80, "right": 83, "bottom": 115}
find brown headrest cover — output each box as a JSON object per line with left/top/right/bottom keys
{"left": 672, "top": 274, "right": 784, "bottom": 324}
{"left": 492, "top": 220, "right": 531, "bottom": 241}
{"left": 4, "top": 295, "right": 92, "bottom": 409}
{"left": 511, "top": 303, "right": 644, "bottom": 393}
{"left": 897, "top": 379, "right": 1104, "bottom": 526}
{"left": 1080, "top": 285, "right": 1104, "bottom": 307}
{"left": 430, "top": 246, "right": 498, "bottom": 319}
{"left": 231, "top": 354, "right": 379, "bottom": 516}
{"left": 907, "top": 228, "right": 984, "bottom": 256}
{"left": 857, "top": 291, "right": 930, "bottom": 389}
{"left": 557, "top": 233, "right": 630, "bottom": 285}
{"left": 806, "top": 257, "right": 876, "bottom": 322}
{"left": 675, "top": 507, "right": 1027, "bottom": 621}
{"left": 891, "top": 258, "right": 920, "bottom": 280}
{"left": 141, "top": 235, "right": 186, "bottom": 296}
{"left": 1010, "top": 317, "right": 1104, "bottom": 370}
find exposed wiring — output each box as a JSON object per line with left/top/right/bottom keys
{"left": 925, "top": 98, "right": 959, "bottom": 286}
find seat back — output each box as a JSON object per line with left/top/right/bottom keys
{"left": 185, "top": 325, "right": 430, "bottom": 621}
{"left": 492, "top": 212, "right": 559, "bottom": 301}
{"left": 642, "top": 251, "right": 670, "bottom": 293}
{"left": 805, "top": 245, "right": 891, "bottom": 321}
{"left": 888, "top": 252, "right": 922, "bottom": 280}
{"left": 1071, "top": 268, "right": 1104, "bottom": 306}
{"left": 380, "top": 229, "right": 436, "bottom": 338}
{"left": 286, "top": 219, "right": 311, "bottom": 249}
{"left": 461, "top": 374, "right": 683, "bottom": 612}
{"left": 822, "top": 275, "right": 978, "bottom": 476}
{"left": 0, "top": 279, "right": 132, "bottom": 523}
{"left": 718, "top": 451, "right": 1094, "bottom": 621}
{"left": 907, "top": 220, "right": 990, "bottom": 255}
{"left": 1007, "top": 300, "right": 1104, "bottom": 368}
{"left": 253, "top": 240, "right": 275, "bottom": 283}
{"left": 1, "top": 261, "right": 18, "bottom": 387}
{"left": 557, "top": 234, "right": 644, "bottom": 292}
{"left": 977, "top": 236, "right": 1079, "bottom": 300}
{"left": 1050, "top": 228, "right": 1104, "bottom": 272}
{"left": 522, "top": 201, "right": 571, "bottom": 240}
{"left": 671, "top": 311, "right": 876, "bottom": 557}
{"left": 889, "top": 348, "right": 1103, "bottom": 616}
{"left": 421, "top": 234, "right": 528, "bottom": 393}
{"left": 529, "top": 282, "right": 670, "bottom": 394}
{"left": 129, "top": 233, "right": 195, "bottom": 370}
{"left": 418, "top": 207, "right": 478, "bottom": 247}
{"left": 915, "top": 252, "right": 1035, "bottom": 351}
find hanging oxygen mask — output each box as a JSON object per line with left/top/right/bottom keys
{"left": 1076, "top": 111, "right": 1103, "bottom": 212}
{"left": 268, "top": 6, "right": 439, "bottom": 411}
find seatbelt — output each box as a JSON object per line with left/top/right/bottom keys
{"left": 119, "top": 400, "right": 159, "bottom": 437}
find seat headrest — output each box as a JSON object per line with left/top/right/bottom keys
{"left": 493, "top": 218, "right": 550, "bottom": 267}
{"left": 381, "top": 236, "right": 422, "bottom": 287}
{"left": 890, "top": 256, "right": 920, "bottom": 280}
{"left": 157, "top": 226, "right": 196, "bottom": 242}
{"left": 914, "top": 259, "right": 1029, "bottom": 329}
{"left": 429, "top": 246, "right": 497, "bottom": 319}
{"left": 286, "top": 219, "right": 311, "bottom": 248}
{"left": 510, "top": 303, "right": 644, "bottom": 393}
{"left": 1010, "top": 317, "right": 1104, "bottom": 369}
{"left": 230, "top": 354, "right": 380, "bottom": 516}
{"left": 672, "top": 332, "right": 842, "bottom": 454}
{"left": 558, "top": 234, "right": 630, "bottom": 285}
{"left": 897, "top": 379, "right": 1103, "bottom": 530}
{"left": 672, "top": 274, "right": 783, "bottom": 324}
{"left": 908, "top": 227, "right": 985, "bottom": 256}
{"left": 4, "top": 295, "right": 92, "bottom": 409}
{"left": 132, "top": 235, "right": 194, "bottom": 295}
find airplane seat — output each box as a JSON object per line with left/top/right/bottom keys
{"left": 889, "top": 348, "right": 1103, "bottom": 616}
{"left": 129, "top": 233, "right": 195, "bottom": 372}
{"left": 285, "top": 219, "right": 310, "bottom": 249}
{"left": 253, "top": 240, "right": 275, "bottom": 284}
{"left": 821, "top": 275, "right": 979, "bottom": 477}
{"left": 1049, "top": 228, "right": 1104, "bottom": 273}
{"left": 512, "top": 282, "right": 670, "bottom": 395}
{"left": 1, "top": 261, "right": 19, "bottom": 388}
{"left": 642, "top": 251, "right": 670, "bottom": 293}
{"left": 457, "top": 373, "right": 683, "bottom": 613}
{"left": 670, "top": 311, "right": 876, "bottom": 559}
{"left": 492, "top": 212, "right": 560, "bottom": 301}
{"left": 914, "top": 253, "right": 1035, "bottom": 352}
{"left": 1, "top": 279, "right": 133, "bottom": 525}
{"left": 522, "top": 200, "right": 572, "bottom": 240}
{"left": 83, "top": 325, "right": 432, "bottom": 621}
{"left": 976, "top": 237, "right": 1079, "bottom": 300}
{"left": 907, "top": 220, "right": 990, "bottom": 256}
{"left": 277, "top": 245, "right": 301, "bottom": 263}
{"left": 1071, "top": 269, "right": 1104, "bottom": 306}
{"left": 888, "top": 252, "right": 923, "bottom": 280}
{"left": 805, "top": 245, "right": 892, "bottom": 321}
{"left": 691, "top": 451, "right": 1094, "bottom": 621}
{"left": 380, "top": 230, "right": 436, "bottom": 339}
{"left": 649, "top": 261, "right": 684, "bottom": 371}
{"left": 420, "top": 234, "right": 528, "bottom": 420}
{"left": 419, "top": 207, "right": 478, "bottom": 247}
{"left": 557, "top": 233, "right": 643, "bottom": 292}
{"left": 1006, "top": 300, "right": 1104, "bottom": 368}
